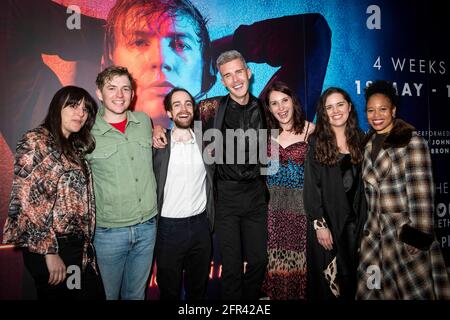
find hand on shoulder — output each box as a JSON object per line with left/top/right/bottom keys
{"left": 152, "top": 125, "right": 167, "bottom": 148}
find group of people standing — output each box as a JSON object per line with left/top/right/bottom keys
{"left": 3, "top": 66, "right": 158, "bottom": 300}
{"left": 261, "top": 76, "right": 450, "bottom": 300}
{"left": 2, "top": 48, "right": 449, "bottom": 300}
{"left": 261, "top": 75, "right": 450, "bottom": 300}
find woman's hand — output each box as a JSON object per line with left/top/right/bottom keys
{"left": 152, "top": 125, "right": 167, "bottom": 148}
{"left": 45, "top": 254, "right": 66, "bottom": 285}
{"left": 405, "top": 244, "right": 420, "bottom": 255}
{"left": 316, "top": 228, "right": 334, "bottom": 251}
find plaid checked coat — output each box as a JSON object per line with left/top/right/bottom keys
{"left": 356, "top": 119, "right": 450, "bottom": 299}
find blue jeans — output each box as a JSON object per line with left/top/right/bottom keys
{"left": 93, "top": 217, "right": 157, "bottom": 300}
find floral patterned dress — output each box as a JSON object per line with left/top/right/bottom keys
{"left": 262, "top": 136, "right": 308, "bottom": 299}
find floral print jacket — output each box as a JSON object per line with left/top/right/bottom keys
{"left": 2, "top": 126, "right": 96, "bottom": 269}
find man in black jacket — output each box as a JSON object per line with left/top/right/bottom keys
{"left": 154, "top": 50, "right": 269, "bottom": 300}
{"left": 197, "top": 50, "right": 268, "bottom": 300}
{"left": 153, "top": 88, "right": 214, "bottom": 300}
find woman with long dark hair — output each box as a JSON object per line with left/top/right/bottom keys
{"left": 262, "top": 81, "right": 315, "bottom": 299}
{"left": 304, "top": 87, "right": 366, "bottom": 300}
{"left": 2, "top": 86, "right": 105, "bottom": 299}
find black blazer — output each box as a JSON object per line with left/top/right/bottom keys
{"left": 153, "top": 130, "right": 215, "bottom": 232}
{"left": 303, "top": 134, "right": 367, "bottom": 244}
{"left": 199, "top": 94, "right": 267, "bottom": 135}
{"left": 198, "top": 94, "right": 268, "bottom": 176}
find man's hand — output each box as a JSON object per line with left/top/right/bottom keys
{"left": 45, "top": 254, "right": 66, "bottom": 285}
{"left": 153, "top": 125, "right": 168, "bottom": 148}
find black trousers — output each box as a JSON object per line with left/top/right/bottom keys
{"left": 22, "top": 236, "right": 105, "bottom": 300}
{"left": 215, "top": 179, "right": 268, "bottom": 300}
{"left": 155, "top": 212, "right": 212, "bottom": 300}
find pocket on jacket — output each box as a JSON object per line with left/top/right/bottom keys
{"left": 138, "top": 140, "right": 153, "bottom": 162}
{"left": 91, "top": 144, "right": 118, "bottom": 160}
{"left": 89, "top": 144, "right": 119, "bottom": 175}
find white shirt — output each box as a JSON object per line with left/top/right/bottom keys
{"left": 161, "top": 129, "right": 207, "bottom": 218}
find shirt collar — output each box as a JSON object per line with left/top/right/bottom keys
{"left": 227, "top": 93, "right": 255, "bottom": 109}
{"left": 170, "top": 128, "right": 196, "bottom": 146}
{"left": 95, "top": 107, "right": 140, "bottom": 135}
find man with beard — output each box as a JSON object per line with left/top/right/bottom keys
{"left": 152, "top": 88, "right": 214, "bottom": 300}
{"left": 154, "top": 51, "right": 268, "bottom": 300}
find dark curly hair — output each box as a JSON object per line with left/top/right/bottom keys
{"left": 263, "top": 81, "right": 306, "bottom": 134}
{"left": 164, "top": 87, "right": 196, "bottom": 112}
{"left": 313, "top": 87, "right": 363, "bottom": 166}
{"left": 364, "top": 80, "right": 399, "bottom": 109}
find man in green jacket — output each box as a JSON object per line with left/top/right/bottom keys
{"left": 86, "top": 66, "right": 157, "bottom": 300}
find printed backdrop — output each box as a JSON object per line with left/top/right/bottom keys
{"left": 0, "top": 0, "right": 449, "bottom": 299}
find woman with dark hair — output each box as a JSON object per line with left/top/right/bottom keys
{"left": 2, "top": 86, "right": 105, "bottom": 300}
{"left": 262, "top": 81, "right": 314, "bottom": 299}
{"left": 303, "top": 87, "right": 366, "bottom": 300}
{"left": 356, "top": 80, "right": 450, "bottom": 299}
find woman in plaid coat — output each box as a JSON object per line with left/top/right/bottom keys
{"left": 356, "top": 80, "right": 450, "bottom": 299}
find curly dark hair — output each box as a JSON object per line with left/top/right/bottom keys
{"left": 313, "top": 87, "right": 363, "bottom": 166}
{"left": 43, "top": 86, "right": 98, "bottom": 166}
{"left": 163, "top": 87, "right": 196, "bottom": 112}
{"left": 263, "top": 81, "right": 306, "bottom": 134}
{"left": 364, "top": 80, "right": 399, "bottom": 109}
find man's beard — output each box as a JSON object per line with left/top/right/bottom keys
{"left": 173, "top": 115, "right": 193, "bottom": 129}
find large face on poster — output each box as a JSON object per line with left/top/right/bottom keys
{"left": 0, "top": 0, "right": 449, "bottom": 298}
{"left": 1, "top": 0, "right": 448, "bottom": 140}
